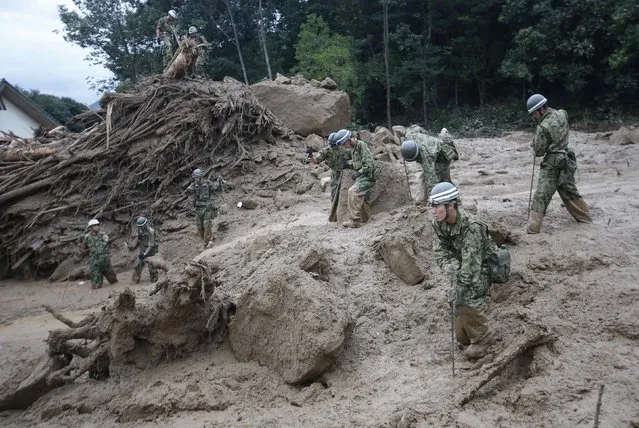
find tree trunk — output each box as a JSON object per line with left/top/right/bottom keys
{"left": 421, "top": 0, "right": 432, "bottom": 128}
{"left": 258, "top": 0, "right": 273, "bottom": 80}
{"left": 383, "top": 1, "right": 392, "bottom": 130}
{"left": 225, "top": 0, "right": 249, "bottom": 85}
{"left": 455, "top": 81, "right": 459, "bottom": 107}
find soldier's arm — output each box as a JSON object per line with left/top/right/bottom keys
{"left": 457, "top": 223, "right": 486, "bottom": 289}
{"left": 531, "top": 126, "right": 550, "bottom": 157}
{"left": 432, "top": 227, "right": 454, "bottom": 269}
{"left": 357, "top": 144, "right": 375, "bottom": 175}
{"left": 144, "top": 230, "right": 155, "bottom": 256}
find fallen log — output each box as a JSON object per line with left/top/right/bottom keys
{"left": 458, "top": 328, "right": 557, "bottom": 406}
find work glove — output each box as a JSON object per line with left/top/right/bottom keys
{"left": 305, "top": 147, "right": 315, "bottom": 156}
{"left": 340, "top": 159, "right": 351, "bottom": 170}
{"left": 139, "top": 253, "right": 147, "bottom": 260}
{"left": 351, "top": 171, "right": 361, "bottom": 181}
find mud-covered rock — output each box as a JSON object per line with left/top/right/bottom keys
{"left": 377, "top": 235, "right": 425, "bottom": 285}
{"left": 392, "top": 125, "right": 407, "bottom": 138}
{"left": 229, "top": 266, "right": 351, "bottom": 384}
{"left": 274, "top": 73, "right": 291, "bottom": 84}
{"left": 250, "top": 81, "right": 350, "bottom": 137}
{"left": 320, "top": 77, "right": 338, "bottom": 90}
{"left": 610, "top": 126, "right": 639, "bottom": 146}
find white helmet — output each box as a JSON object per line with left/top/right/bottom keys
{"left": 87, "top": 219, "right": 100, "bottom": 228}
{"left": 168, "top": 10, "right": 177, "bottom": 19}
{"left": 188, "top": 26, "right": 198, "bottom": 34}
{"left": 429, "top": 182, "right": 460, "bottom": 205}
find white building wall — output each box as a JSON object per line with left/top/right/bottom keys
{"left": 0, "top": 97, "right": 39, "bottom": 138}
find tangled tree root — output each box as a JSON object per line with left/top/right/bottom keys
{"left": 0, "top": 261, "right": 234, "bottom": 411}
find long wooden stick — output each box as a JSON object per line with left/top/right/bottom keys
{"left": 593, "top": 384, "right": 604, "bottom": 428}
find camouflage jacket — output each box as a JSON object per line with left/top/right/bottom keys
{"left": 349, "top": 140, "right": 376, "bottom": 180}
{"left": 316, "top": 145, "right": 351, "bottom": 172}
{"left": 532, "top": 108, "right": 570, "bottom": 158}
{"left": 157, "top": 16, "right": 177, "bottom": 37}
{"left": 189, "top": 34, "right": 208, "bottom": 49}
{"left": 82, "top": 231, "right": 110, "bottom": 259}
{"left": 406, "top": 125, "right": 459, "bottom": 172}
{"left": 432, "top": 209, "right": 494, "bottom": 307}
{"left": 188, "top": 179, "right": 220, "bottom": 208}
{"left": 132, "top": 226, "right": 158, "bottom": 254}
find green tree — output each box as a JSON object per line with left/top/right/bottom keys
{"left": 294, "top": 14, "right": 357, "bottom": 91}
{"left": 18, "top": 88, "right": 88, "bottom": 131}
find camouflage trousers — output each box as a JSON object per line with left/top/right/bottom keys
{"left": 195, "top": 205, "right": 217, "bottom": 243}
{"left": 531, "top": 154, "right": 582, "bottom": 214}
{"left": 133, "top": 249, "right": 158, "bottom": 283}
{"left": 89, "top": 255, "right": 117, "bottom": 289}
{"left": 347, "top": 175, "right": 375, "bottom": 222}
{"left": 194, "top": 52, "right": 208, "bottom": 75}
{"left": 161, "top": 35, "right": 175, "bottom": 68}
{"left": 455, "top": 304, "right": 489, "bottom": 346}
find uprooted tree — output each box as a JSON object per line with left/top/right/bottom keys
{"left": 0, "top": 76, "right": 291, "bottom": 279}
{"left": 0, "top": 257, "right": 235, "bottom": 410}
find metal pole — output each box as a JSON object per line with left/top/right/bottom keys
{"left": 527, "top": 156, "right": 536, "bottom": 221}
{"left": 450, "top": 269, "right": 456, "bottom": 379}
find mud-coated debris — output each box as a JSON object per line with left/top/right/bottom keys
{"left": 299, "top": 248, "right": 330, "bottom": 281}
{"left": 372, "top": 127, "right": 398, "bottom": 148}
{"left": 310, "top": 79, "right": 321, "bottom": 88}
{"left": 295, "top": 180, "right": 315, "bottom": 195}
{"left": 610, "top": 126, "right": 639, "bottom": 146}
{"left": 229, "top": 266, "right": 351, "bottom": 384}
{"left": 274, "top": 73, "right": 291, "bottom": 84}
{"left": 377, "top": 235, "right": 425, "bottom": 285}
{"left": 392, "top": 125, "right": 407, "bottom": 138}
{"left": 304, "top": 134, "right": 326, "bottom": 151}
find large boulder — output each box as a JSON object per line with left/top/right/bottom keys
{"left": 229, "top": 266, "right": 351, "bottom": 384}
{"left": 250, "top": 81, "right": 351, "bottom": 137}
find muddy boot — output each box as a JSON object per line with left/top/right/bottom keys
{"left": 464, "top": 343, "right": 489, "bottom": 360}
{"left": 203, "top": 225, "right": 212, "bottom": 248}
{"left": 565, "top": 198, "right": 592, "bottom": 223}
{"left": 342, "top": 220, "right": 363, "bottom": 228}
{"left": 105, "top": 269, "right": 118, "bottom": 284}
{"left": 526, "top": 211, "right": 544, "bottom": 234}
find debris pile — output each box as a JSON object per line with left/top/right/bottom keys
{"left": 0, "top": 77, "right": 291, "bottom": 278}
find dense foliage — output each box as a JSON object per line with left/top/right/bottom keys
{"left": 58, "top": 0, "right": 639, "bottom": 129}
{"left": 18, "top": 88, "right": 88, "bottom": 132}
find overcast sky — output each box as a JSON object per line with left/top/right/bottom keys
{"left": 0, "top": 0, "right": 112, "bottom": 105}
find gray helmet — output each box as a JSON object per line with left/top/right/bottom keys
{"left": 188, "top": 26, "right": 198, "bottom": 34}
{"left": 192, "top": 168, "right": 203, "bottom": 178}
{"left": 168, "top": 10, "right": 178, "bottom": 19}
{"left": 400, "top": 140, "right": 420, "bottom": 161}
{"left": 334, "top": 129, "right": 352, "bottom": 146}
{"left": 327, "top": 132, "right": 337, "bottom": 146}
{"left": 429, "top": 182, "right": 460, "bottom": 205}
{"left": 526, "top": 94, "right": 547, "bottom": 114}
{"left": 136, "top": 216, "right": 148, "bottom": 227}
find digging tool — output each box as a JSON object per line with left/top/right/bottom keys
{"left": 449, "top": 269, "right": 456, "bottom": 379}
{"left": 402, "top": 160, "right": 413, "bottom": 201}
{"left": 527, "top": 155, "right": 536, "bottom": 221}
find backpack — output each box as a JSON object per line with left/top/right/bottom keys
{"left": 488, "top": 245, "right": 511, "bottom": 284}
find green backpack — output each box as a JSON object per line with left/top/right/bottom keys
{"left": 488, "top": 245, "right": 511, "bottom": 284}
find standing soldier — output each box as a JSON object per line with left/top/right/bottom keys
{"left": 308, "top": 132, "right": 352, "bottom": 222}
{"left": 338, "top": 129, "right": 376, "bottom": 228}
{"left": 80, "top": 219, "right": 118, "bottom": 289}
{"left": 187, "top": 26, "right": 209, "bottom": 75}
{"left": 125, "top": 216, "right": 158, "bottom": 283}
{"left": 401, "top": 125, "right": 459, "bottom": 203}
{"left": 430, "top": 182, "right": 496, "bottom": 360}
{"left": 526, "top": 94, "right": 592, "bottom": 233}
{"left": 156, "top": 9, "right": 179, "bottom": 68}
{"left": 188, "top": 168, "right": 222, "bottom": 248}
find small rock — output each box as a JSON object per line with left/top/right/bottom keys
{"left": 392, "top": 125, "right": 406, "bottom": 138}
{"left": 240, "top": 198, "right": 259, "bottom": 210}
{"left": 295, "top": 180, "right": 315, "bottom": 195}
{"left": 320, "top": 77, "right": 338, "bottom": 90}
{"left": 274, "top": 73, "right": 291, "bottom": 84}
{"left": 377, "top": 235, "right": 425, "bottom": 285}
{"left": 310, "top": 79, "right": 321, "bottom": 88}
{"left": 319, "top": 177, "right": 332, "bottom": 192}
{"left": 254, "top": 154, "right": 263, "bottom": 163}
{"left": 291, "top": 74, "right": 308, "bottom": 86}
{"left": 357, "top": 129, "right": 374, "bottom": 142}
{"left": 267, "top": 151, "right": 278, "bottom": 161}
{"left": 304, "top": 134, "right": 325, "bottom": 151}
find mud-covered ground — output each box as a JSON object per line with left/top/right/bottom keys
{"left": 1, "top": 130, "right": 638, "bottom": 427}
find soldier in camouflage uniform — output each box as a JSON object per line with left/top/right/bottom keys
{"left": 526, "top": 94, "right": 592, "bottom": 233}
{"left": 338, "top": 129, "right": 376, "bottom": 228}
{"left": 430, "top": 182, "right": 496, "bottom": 360}
{"left": 125, "top": 216, "right": 159, "bottom": 283}
{"left": 188, "top": 168, "right": 222, "bottom": 247}
{"left": 187, "top": 26, "right": 209, "bottom": 75}
{"left": 156, "top": 10, "right": 178, "bottom": 69}
{"left": 402, "top": 125, "right": 459, "bottom": 203}
{"left": 80, "top": 219, "right": 117, "bottom": 289}
{"left": 308, "top": 132, "right": 352, "bottom": 222}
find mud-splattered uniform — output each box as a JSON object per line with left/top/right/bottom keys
{"left": 82, "top": 231, "right": 117, "bottom": 289}
{"left": 129, "top": 225, "right": 159, "bottom": 283}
